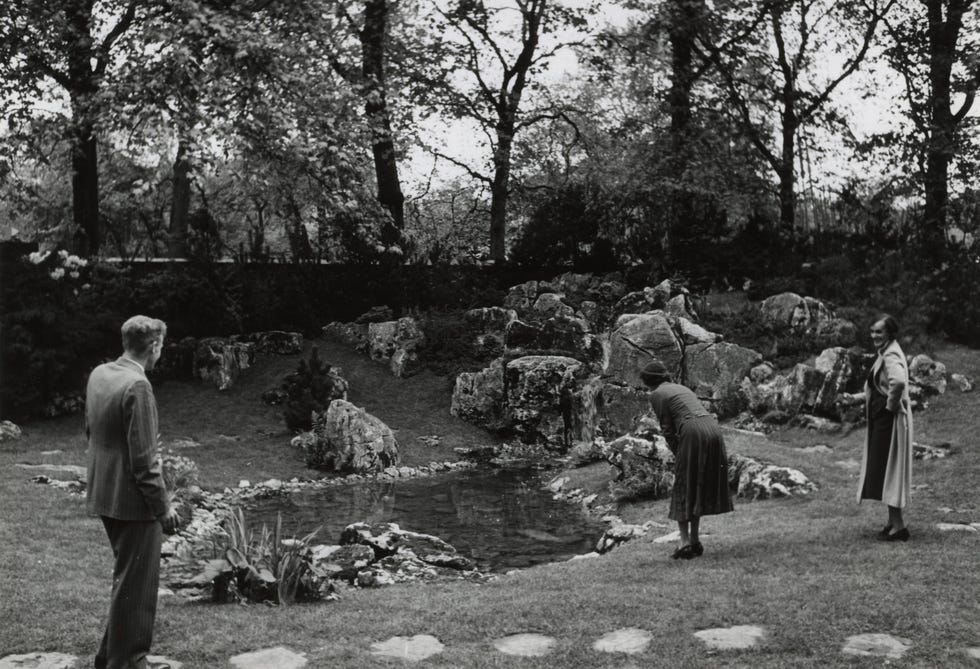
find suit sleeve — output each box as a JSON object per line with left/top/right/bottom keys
{"left": 882, "top": 351, "right": 908, "bottom": 413}
{"left": 123, "top": 380, "right": 170, "bottom": 517}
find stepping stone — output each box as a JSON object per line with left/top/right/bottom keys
{"left": 835, "top": 458, "right": 861, "bottom": 471}
{"left": 0, "top": 653, "right": 78, "bottom": 669}
{"left": 694, "top": 625, "right": 766, "bottom": 650}
{"left": 937, "top": 523, "right": 978, "bottom": 532}
{"left": 841, "top": 633, "right": 911, "bottom": 659}
{"left": 229, "top": 647, "right": 307, "bottom": 669}
{"left": 965, "top": 647, "right": 980, "bottom": 661}
{"left": 653, "top": 530, "right": 680, "bottom": 544}
{"left": 14, "top": 464, "right": 87, "bottom": 478}
{"left": 370, "top": 635, "right": 444, "bottom": 662}
{"left": 800, "top": 444, "right": 832, "bottom": 454}
{"left": 592, "top": 628, "right": 653, "bottom": 655}
{"left": 493, "top": 633, "right": 556, "bottom": 657}
{"left": 147, "top": 657, "right": 182, "bottom": 669}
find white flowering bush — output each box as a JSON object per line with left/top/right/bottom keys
{"left": 26, "top": 249, "right": 88, "bottom": 281}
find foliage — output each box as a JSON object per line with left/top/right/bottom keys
{"left": 417, "top": 310, "right": 499, "bottom": 379}
{"left": 509, "top": 182, "right": 619, "bottom": 271}
{"left": 195, "top": 507, "right": 326, "bottom": 605}
{"left": 282, "top": 347, "right": 346, "bottom": 432}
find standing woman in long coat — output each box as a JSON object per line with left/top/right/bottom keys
{"left": 847, "top": 315, "right": 914, "bottom": 541}
{"left": 640, "top": 360, "right": 733, "bottom": 559}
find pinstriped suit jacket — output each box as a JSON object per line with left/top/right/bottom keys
{"left": 85, "top": 357, "right": 170, "bottom": 521}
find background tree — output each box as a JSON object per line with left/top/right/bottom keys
{"left": 879, "top": 0, "right": 979, "bottom": 260}
{"left": 697, "top": 0, "right": 892, "bottom": 233}
{"left": 414, "top": 0, "right": 592, "bottom": 262}
{"left": 0, "top": 0, "right": 160, "bottom": 255}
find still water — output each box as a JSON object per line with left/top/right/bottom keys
{"left": 245, "top": 467, "right": 604, "bottom": 572}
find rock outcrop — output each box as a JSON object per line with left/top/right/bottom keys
{"left": 306, "top": 400, "right": 399, "bottom": 473}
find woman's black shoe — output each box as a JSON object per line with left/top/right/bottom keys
{"left": 878, "top": 527, "right": 910, "bottom": 542}
{"left": 877, "top": 524, "right": 893, "bottom": 539}
{"left": 692, "top": 542, "right": 704, "bottom": 556}
{"left": 671, "top": 545, "right": 697, "bottom": 560}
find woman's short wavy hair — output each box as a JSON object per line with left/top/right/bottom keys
{"left": 121, "top": 315, "right": 167, "bottom": 356}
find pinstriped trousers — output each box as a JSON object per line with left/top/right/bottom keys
{"left": 95, "top": 517, "right": 162, "bottom": 669}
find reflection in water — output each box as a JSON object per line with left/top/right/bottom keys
{"left": 245, "top": 468, "right": 604, "bottom": 571}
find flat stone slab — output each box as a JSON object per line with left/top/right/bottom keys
{"left": 694, "top": 625, "right": 766, "bottom": 650}
{"left": 0, "top": 653, "right": 78, "bottom": 669}
{"left": 842, "top": 633, "right": 912, "bottom": 659}
{"left": 800, "top": 444, "right": 833, "bottom": 454}
{"left": 653, "top": 530, "right": 680, "bottom": 544}
{"left": 592, "top": 628, "right": 653, "bottom": 655}
{"left": 937, "top": 523, "right": 978, "bottom": 532}
{"left": 834, "top": 458, "right": 861, "bottom": 471}
{"left": 492, "top": 633, "right": 556, "bottom": 657}
{"left": 964, "top": 647, "right": 980, "bottom": 661}
{"left": 229, "top": 647, "right": 307, "bottom": 669}
{"left": 370, "top": 635, "right": 444, "bottom": 661}
{"left": 14, "top": 464, "right": 87, "bottom": 478}
{"left": 147, "top": 657, "right": 182, "bottom": 669}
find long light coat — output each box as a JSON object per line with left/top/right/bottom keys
{"left": 856, "top": 339, "right": 913, "bottom": 508}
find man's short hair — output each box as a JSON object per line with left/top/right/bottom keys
{"left": 121, "top": 315, "right": 167, "bottom": 356}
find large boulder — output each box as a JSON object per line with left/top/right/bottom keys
{"left": 684, "top": 342, "right": 763, "bottom": 418}
{"left": 504, "top": 315, "right": 603, "bottom": 366}
{"left": 604, "top": 435, "right": 675, "bottom": 502}
{"left": 605, "top": 312, "right": 683, "bottom": 387}
{"left": 339, "top": 522, "right": 473, "bottom": 569}
{"left": 322, "top": 322, "right": 369, "bottom": 351}
{"left": 530, "top": 293, "right": 577, "bottom": 320}
{"left": 813, "top": 347, "right": 873, "bottom": 417}
{"left": 570, "top": 379, "right": 660, "bottom": 444}
{"left": 503, "top": 280, "right": 541, "bottom": 314}
{"left": 193, "top": 338, "right": 255, "bottom": 390}
{"left": 307, "top": 400, "right": 399, "bottom": 473}
{"left": 0, "top": 420, "right": 23, "bottom": 444}
{"left": 728, "top": 454, "right": 817, "bottom": 500}
{"left": 759, "top": 293, "right": 833, "bottom": 334}
{"left": 505, "top": 355, "right": 584, "bottom": 448}
{"left": 909, "top": 354, "right": 947, "bottom": 396}
{"left": 231, "top": 331, "right": 303, "bottom": 355}
{"left": 367, "top": 317, "right": 425, "bottom": 378}
{"left": 465, "top": 306, "right": 518, "bottom": 358}
{"left": 450, "top": 358, "right": 508, "bottom": 431}
{"left": 741, "top": 363, "right": 826, "bottom": 416}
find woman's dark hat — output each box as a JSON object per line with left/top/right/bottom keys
{"left": 640, "top": 360, "right": 670, "bottom": 385}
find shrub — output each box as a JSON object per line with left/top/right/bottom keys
{"left": 282, "top": 346, "right": 348, "bottom": 432}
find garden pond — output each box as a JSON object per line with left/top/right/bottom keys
{"left": 245, "top": 467, "right": 606, "bottom": 571}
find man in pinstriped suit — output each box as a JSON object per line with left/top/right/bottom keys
{"left": 86, "top": 315, "right": 179, "bottom": 669}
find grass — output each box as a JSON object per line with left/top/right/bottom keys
{"left": 1, "top": 339, "right": 978, "bottom": 667}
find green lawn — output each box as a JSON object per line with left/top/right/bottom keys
{"left": 1, "top": 340, "right": 978, "bottom": 668}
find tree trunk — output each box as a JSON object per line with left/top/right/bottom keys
{"left": 65, "top": 0, "right": 100, "bottom": 255}
{"left": 361, "top": 0, "right": 405, "bottom": 245}
{"left": 920, "top": 0, "right": 960, "bottom": 260}
{"left": 489, "top": 125, "right": 514, "bottom": 263}
{"left": 779, "top": 81, "right": 798, "bottom": 233}
{"left": 168, "top": 140, "right": 191, "bottom": 258}
{"left": 69, "top": 118, "right": 100, "bottom": 255}
{"left": 664, "top": 0, "right": 700, "bottom": 267}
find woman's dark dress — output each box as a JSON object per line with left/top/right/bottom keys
{"left": 861, "top": 366, "right": 893, "bottom": 501}
{"left": 650, "top": 383, "right": 734, "bottom": 522}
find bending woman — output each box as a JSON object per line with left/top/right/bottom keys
{"left": 640, "top": 360, "right": 733, "bottom": 559}
{"left": 845, "top": 315, "right": 913, "bottom": 541}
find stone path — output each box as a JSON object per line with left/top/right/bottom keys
{"left": 7, "top": 627, "right": 978, "bottom": 665}
{"left": 694, "top": 625, "right": 766, "bottom": 650}
{"left": 841, "top": 633, "right": 912, "bottom": 659}
{"left": 492, "top": 633, "right": 556, "bottom": 657}
{"left": 369, "top": 635, "right": 444, "bottom": 661}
